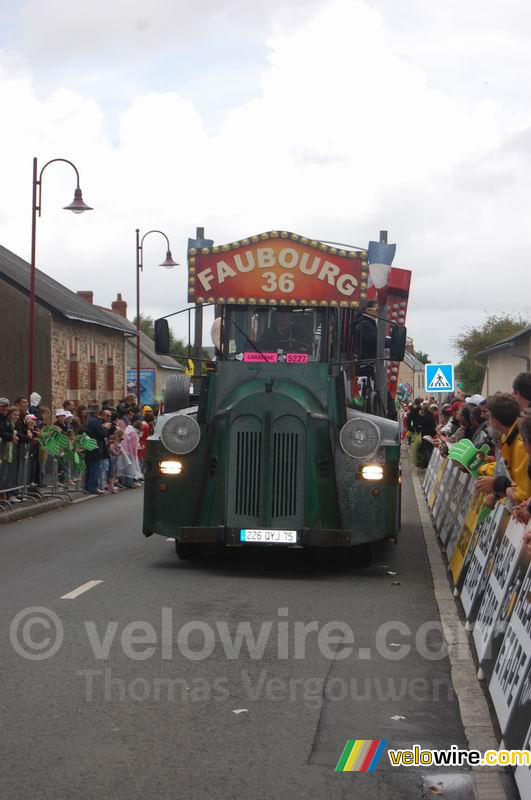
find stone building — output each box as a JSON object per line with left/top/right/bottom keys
{"left": 76, "top": 291, "right": 183, "bottom": 406}
{"left": 0, "top": 244, "right": 131, "bottom": 410}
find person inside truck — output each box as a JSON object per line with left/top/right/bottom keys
{"left": 258, "top": 309, "right": 312, "bottom": 352}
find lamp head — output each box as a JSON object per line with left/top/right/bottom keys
{"left": 63, "top": 187, "right": 93, "bottom": 214}
{"left": 159, "top": 250, "right": 178, "bottom": 268}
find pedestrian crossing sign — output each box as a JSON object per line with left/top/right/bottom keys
{"left": 425, "top": 363, "right": 454, "bottom": 392}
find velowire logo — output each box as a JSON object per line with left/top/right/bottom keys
{"left": 335, "top": 739, "right": 388, "bottom": 772}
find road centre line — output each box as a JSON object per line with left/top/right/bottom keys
{"left": 61, "top": 580, "right": 103, "bottom": 599}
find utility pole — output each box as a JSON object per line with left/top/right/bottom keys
{"left": 193, "top": 226, "right": 205, "bottom": 394}
{"left": 375, "top": 229, "right": 388, "bottom": 416}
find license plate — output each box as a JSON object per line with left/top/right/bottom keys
{"left": 240, "top": 529, "right": 297, "bottom": 544}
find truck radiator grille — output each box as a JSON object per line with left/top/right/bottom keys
{"left": 234, "top": 431, "right": 262, "bottom": 518}
{"left": 271, "top": 432, "right": 298, "bottom": 518}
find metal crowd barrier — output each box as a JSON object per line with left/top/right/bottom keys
{"left": 0, "top": 441, "right": 39, "bottom": 510}
{"left": 421, "top": 448, "right": 531, "bottom": 799}
{"left": 34, "top": 446, "right": 86, "bottom": 502}
{"left": 0, "top": 440, "right": 86, "bottom": 511}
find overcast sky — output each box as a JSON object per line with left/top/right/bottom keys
{"left": 1, "top": 0, "right": 530, "bottom": 362}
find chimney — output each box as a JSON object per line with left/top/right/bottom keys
{"left": 112, "top": 293, "right": 128, "bottom": 318}
{"left": 77, "top": 290, "right": 93, "bottom": 304}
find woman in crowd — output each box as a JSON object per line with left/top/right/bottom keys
{"left": 134, "top": 418, "right": 150, "bottom": 472}
{"left": 75, "top": 404, "right": 88, "bottom": 429}
{"left": 116, "top": 410, "right": 142, "bottom": 488}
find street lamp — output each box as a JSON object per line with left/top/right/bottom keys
{"left": 135, "top": 229, "right": 178, "bottom": 404}
{"left": 28, "top": 157, "right": 93, "bottom": 397}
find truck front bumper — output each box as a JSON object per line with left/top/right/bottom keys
{"left": 172, "top": 527, "right": 354, "bottom": 547}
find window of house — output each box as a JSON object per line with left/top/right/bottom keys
{"left": 106, "top": 359, "right": 114, "bottom": 393}
{"left": 68, "top": 355, "right": 79, "bottom": 391}
{"left": 89, "top": 357, "right": 97, "bottom": 392}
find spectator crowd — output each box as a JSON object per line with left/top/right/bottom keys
{"left": 0, "top": 392, "right": 156, "bottom": 501}
{"left": 403, "top": 371, "right": 531, "bottom": 555}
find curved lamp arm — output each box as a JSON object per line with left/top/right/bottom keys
{"left": 35, "top": 157, "right": 92, "bottom": 216}
{"left": 136, "top": 228, "right": 177, "bottom": 270}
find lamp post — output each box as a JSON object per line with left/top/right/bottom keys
{"left": 135, "top": 229, "right": 178, "bottom": 404}
{"left": 28, "top": 157, "right": 93, "bottom": 397}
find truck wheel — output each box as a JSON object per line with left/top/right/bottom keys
{"left": 164, "top": 374, "right": 191, "bottom": 413}
{"left": 176, "top": 541, "right": 203, "bottom": 560}
{"left": 352, "top": 542, "right": 374, "bottom": 567}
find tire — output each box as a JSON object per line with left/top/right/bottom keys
{"left": 176, "top": 541, "right": 203, "bottom": 560}
{"left": 164, "top": 374, "right": 191, "bottom": 413}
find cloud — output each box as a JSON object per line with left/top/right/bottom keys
{"left": 12, "top": 0, "right": 323, "bottom": 64}
{"left": 0, "top": 0, "right": 530, "bottom": 365}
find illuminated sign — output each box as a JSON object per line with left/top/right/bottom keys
{"left": 188, "top": 231, "right": 368, "bottom": 307}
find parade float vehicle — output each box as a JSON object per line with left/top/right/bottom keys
{"left": 143, "top": 230, "right": 411, "bottom": 563}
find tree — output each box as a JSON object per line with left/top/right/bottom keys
{"left": 135, "top": 313, "right": 154, "bottom": 339}
{"left": 453, "top": 313, "right": 529, "bottom": 394}
{"left": 415, "top": 350, "right": 430, "bottom": 364}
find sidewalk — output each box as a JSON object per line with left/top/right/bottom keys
{"left": 0, "top": 489, "right": 97, "bottom": 525}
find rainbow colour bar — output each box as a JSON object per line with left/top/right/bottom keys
{"left": 335, "top": 739, "right": 388, "bottom": 772}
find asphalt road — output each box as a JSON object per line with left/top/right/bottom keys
{"left": 0, "top": 462, "right": 490, "bottom": 800}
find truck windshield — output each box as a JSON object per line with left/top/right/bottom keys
{"left": 224, "top": 306, "right": 327, "bottom": 362}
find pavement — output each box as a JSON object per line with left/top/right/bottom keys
{"left": 0, "top": 460, "right": 520, "bottom": 800}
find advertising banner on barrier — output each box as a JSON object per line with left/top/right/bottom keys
{"left": 449, "top": 491, "right": 488, "bottom": 588}
{"left": 489, "top": 557, "right": 531, "bottom": 740}
{"left": 427, "top": 456, "right": 448, "bottom": 511}
{"left": 473, "top": 516, "right": 525, "bottom": 672}
{"left": 422, "top": 448, "right": 441, "bottom": 499}
{"left": 460, "top": 503, "right": 509, "bottom": 623}
{"left": 445, "top": 475, "right": 476, "bottom": 560}
{"left": 515, "top": 719, "right": 531, "bottom": 799}
{"left": 432, "top": 460, "right": 454, "bottom": 527}
{"left": 418, "top": 449, "right": 531, "bottom": 777}
{"left": 435, "top": 464, "right": 465, "bottom": 545}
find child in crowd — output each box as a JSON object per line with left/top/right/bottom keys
{"left": 107, "top": 430, "right": 123, "bottom": 493}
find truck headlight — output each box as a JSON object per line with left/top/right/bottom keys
{"left": 339, "top": 418, "right": 381, "bottom": 458}
{"left": 360, "top": 464, "right": 383, "bottom": 480}
{"left": 161, "top": 414, "right": 201, "bottom": 455}
{"left": 160, "top": 460, "right": 183, "bottom": 475}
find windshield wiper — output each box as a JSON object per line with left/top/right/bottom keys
{"left": 232, "top": 321, "right": 271, "bottom": 363}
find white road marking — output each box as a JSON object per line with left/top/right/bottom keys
{"left": 166, "top": 538, "right": 175, "bottom": 542}
{"left": 61, "top": 580, "right": 103, "bottom": 599}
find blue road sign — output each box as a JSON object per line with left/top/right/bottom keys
{"left": 425, "top": 363, "right": 454, "bottom": 393}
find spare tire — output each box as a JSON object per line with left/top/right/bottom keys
{"left": 164, "top": 374, "right": 191, "bottom": 413}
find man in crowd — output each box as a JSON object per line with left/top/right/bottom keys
{"left": 84, "top": 404, "right": 112, "bottom": 495}
{"left": 512, "top": 372, "right": 531, "bottom": 412}
{"left": 15, "top": 397, "right": 28, "bottom": 418}
{"left": 439, "top": 401, "right": 462, "bottom": 437}
{"left": 0, "top": 398, "right": 17, "bottom": 444}
{"left": 476, "top": 393, "right": 531, "bottom": 506}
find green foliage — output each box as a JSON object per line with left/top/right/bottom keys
{"left": 453, "top": 313, "right": 529, "bottom": 394}
{"left": 415, "top": 350, "right": 430, "bottom": 364}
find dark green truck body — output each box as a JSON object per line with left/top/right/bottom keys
{"left": 143, "top": 360, "right": 401, "bottom": 548}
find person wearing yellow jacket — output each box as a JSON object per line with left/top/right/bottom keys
{"left": 475, "top": 393, "right": 531, "bottom": 504}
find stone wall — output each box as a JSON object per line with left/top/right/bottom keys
{"left": 50, "top": 316, "right": 126, "bottom": 409}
